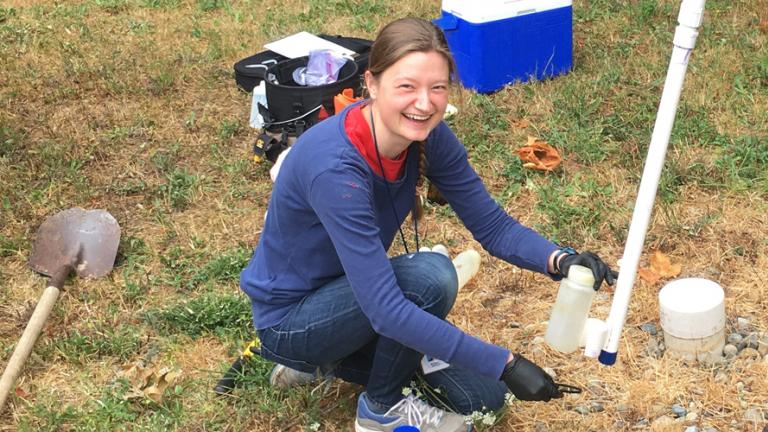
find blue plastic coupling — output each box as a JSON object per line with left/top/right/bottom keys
{"left": 598, "top": 350, "right": 617, "bottom": 365}
{"left": 393, "top": 426, "right": 420, "bottom": 432}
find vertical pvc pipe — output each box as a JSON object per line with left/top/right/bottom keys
{"left": 598, "top": 0, "right": 706, "bottom": 365}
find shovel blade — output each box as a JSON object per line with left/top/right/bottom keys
{"left": 29, "top": 208, "right": 121, "bottom": 279}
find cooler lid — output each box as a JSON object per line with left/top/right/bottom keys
{"left": 442, "top": 0, "right": 572, "bottom": 24}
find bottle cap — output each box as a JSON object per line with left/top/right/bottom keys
{"left": 568, "top": 264, "right": 595, "bottom": 287}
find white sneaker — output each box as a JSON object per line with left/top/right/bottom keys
{"left": 354, "top": 392, "right": 470, "bottom": 432}
{"left": 268, "top": 364, "right": 317, "bottom": 389}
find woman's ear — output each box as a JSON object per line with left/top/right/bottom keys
{"left": 363, "top": 71, "right": 377, "bottom": 100}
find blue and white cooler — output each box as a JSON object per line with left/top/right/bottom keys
{"left": 434, "top": 0, "right": 573, "bottom": 93}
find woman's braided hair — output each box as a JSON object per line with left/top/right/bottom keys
{"left": 367, "top": 17, "right": 456, "bottom": 222}
{"left": 412, "top": 140, "right": 427, "bottom": 221}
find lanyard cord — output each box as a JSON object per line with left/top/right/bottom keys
{"left": 369, "top": 106, "right": 419, "bottom": 254}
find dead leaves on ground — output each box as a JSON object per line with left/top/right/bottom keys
{"left": 638, "top": 250, "right": 682, "bottom": 285}
{"left": 120, "top": 362, "right": 181, "bottom": 404}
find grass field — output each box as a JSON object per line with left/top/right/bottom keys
{"left": 1, "top": 0, "right": 767, "bottom": 430}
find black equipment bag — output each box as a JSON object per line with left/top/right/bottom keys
{"left": 236, "top": 35, "right": 372, "bottom": 163}
{"left": 234, "top": 50, "right": 285, "bottom": 93}
{"left": 234, "top": 35, "right": 372, "bottom": 93}
{"left": 261, "top": 56, "right": 359, "bottom": 128}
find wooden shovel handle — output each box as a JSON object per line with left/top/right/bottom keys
{"left": 0, "top": 285, "right": 61, "bottom": 412}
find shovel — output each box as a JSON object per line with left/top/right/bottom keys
{"left": 0, "top": 208, "right": 121, "bottom": 412}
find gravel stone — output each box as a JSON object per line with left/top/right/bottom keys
{"left": 685, "top": 427, "right": 699, "bottom": 432}
{"left": 727, "top": 333, "right": 744, "bottom": 346}
{"left": 640, "top": 323, "right": 658, "bottom": 335}
{"left": 508, "top": 321, "right": 522, "bottom": 328}
{"left": 616, "top": 403, "right": 631, "bottom": 414}
{"left": 685, "top": 412, "right": 698, "bottom": 422}
{"left": 736, "top": 317, "right": 751, "bottom": 333}
{"left": 589, "top": 402, "right": 605, "bottom": 413}
{"left": 543, "top": 367, "right": 557, "bottom": 379}
{"left": 702, "top": 428, "right": 718, "bottom": 432}
{"left": 533, "top": 421, "right": 549, "bottom": 432}
{"left": 574, "top": 405, "right": 590, "bottom": 415}
{"left": 671, "top": 404, "right": 687, "bottom": 417}
{"left": 532, "top": 336, "right": 545, "bottom": 345}
{"left": 723, "top": 344, "right": 739, "bottom": 358}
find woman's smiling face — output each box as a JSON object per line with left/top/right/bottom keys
{"left": 365, "top": 50, "right": 450, "bottom": 153}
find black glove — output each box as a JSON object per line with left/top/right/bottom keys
{"left": 557, "top": 250, "right": 618, "bottom": 291}
{"left": 501, "top": 353, "right": 562, "bottom": 401}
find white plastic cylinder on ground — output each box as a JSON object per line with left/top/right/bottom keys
{"left": 581, "top": 318, "right": 609, "bottom": 358}
{"left": 431, "top": 244, "right": 449, "bottom": 258}
{"left": 452, "top": 249, "right": 481, "bottom": 290}
{"left": 659, "top": 278, "right": 725, "bottom": 362}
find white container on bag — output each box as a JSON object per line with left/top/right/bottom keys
{"left": 249, "top": 81, "right": 267, "bottom": 129}
{"left": 545, "top": 265, "right": 595, "bottom": 353}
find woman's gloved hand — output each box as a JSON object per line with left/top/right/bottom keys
{"left": 556, "top": 249, "right": 618, "bottom": 291}
{"left": 501, "top": 353, "right": 562, "bottom": 401}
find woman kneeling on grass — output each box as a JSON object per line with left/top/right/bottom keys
{"left": 240, "top": 17, "right": 617, "bottom": 432}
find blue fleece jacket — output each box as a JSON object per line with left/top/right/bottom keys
{"left": 240, "top": 104, "right": 559, "bottom": 380}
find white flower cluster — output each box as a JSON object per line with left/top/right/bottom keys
{"left": 464, "top": 409, "right": 497, "bottom": 426}
{"left": 401, "top": 381, "right": 424, "bottom": 398}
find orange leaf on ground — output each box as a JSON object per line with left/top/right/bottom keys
{"left": 649, "top": 250, "right": 682, "bottom": 278}
{"left": 516, "top": 136, "right": 562, "bottom": 171}
{"left": 15, "top": 386, "right": 30, "bottom": 399}
{"left": 637, "top": 267, "right": 662, "bottom": 285}
{"left": 638, "top": 250, "right": 682, "bottom": 285}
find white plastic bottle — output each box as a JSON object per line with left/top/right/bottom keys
{"left": 452, "top": 249, "right": 481, "bottom": 290}
{"left": 431, "top": 244, "right": 449, "bottom": 258}
{"left": 249, "top": 81, "right": 267, "bottom": 129}
{"left": 544, "top": 265, "right": 596, "bottom": 353}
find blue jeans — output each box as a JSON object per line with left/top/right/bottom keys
{"left": 257, "top": 252, "right": 508, "bottom": 414}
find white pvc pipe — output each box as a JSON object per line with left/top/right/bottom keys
{"left": 599, "top": 0, "right": 706, "bottom": 365}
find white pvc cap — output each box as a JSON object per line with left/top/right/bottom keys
{"left": 659, "top": 278, "right": 725, "bottom": 339}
